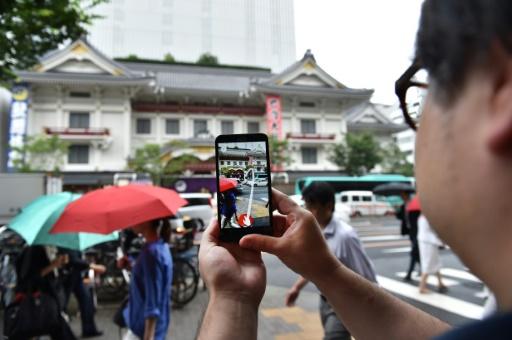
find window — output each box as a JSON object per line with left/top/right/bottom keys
{"left": 165, "top": 119, "right": 180, "bottom": 134}
{"left": 301, "top": 119, "right": 316, "bottom": 134}
{"left": 353, "top": 196, "right": 361, "bottom": 202}
{"left": 341, "top": 196, "right": 348, "bottom": 202}
{"left": 69, "top": 91, "right": 91, "bottom": 98}
{"left": 220, "top": 161, "right": 224, "bottom": 165}
{"left": 194, "top": 120, "right": 208, "bottom": 136}
{"left": 69, "top": 112, "right": 90, "bottom": 129}
{"left": 301, "top": 147, "right": 317, "bottom": 164}
{"left": 299, "top": 101, "right": 316, "bottom": 108}
{"left": 221, "top": 121, "right": 234, "bottom": 134}
{"left": 247, "top": 121, "right": 259, "bottom": 133}
{"left": 362, "top": 196, "right": 372, "bottom": 202}
{"left": 136, "top": 118, "right": 151, "bottom": 134}
{"left": 68, "top": 145, "right": 89, "bottom": 164}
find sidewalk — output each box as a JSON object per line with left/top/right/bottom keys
{"left": 0, "top": 285, "right": 323, "bottom": 339}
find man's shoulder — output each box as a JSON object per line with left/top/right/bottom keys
{"left": 435, "top": 312, "right": 512, "bottom": 340}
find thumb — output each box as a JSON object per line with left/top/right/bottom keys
{"left": 240, "top": 234, "right": 280, "bottom": 254}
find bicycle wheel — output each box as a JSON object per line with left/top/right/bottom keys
{"left": 172, "top": 258, "right": 198, "bottom": 308}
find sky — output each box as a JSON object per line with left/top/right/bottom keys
{"left": 294, "top": 0, "right": 424, "bottom": 104}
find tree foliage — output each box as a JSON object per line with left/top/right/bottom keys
{"left": 11, "top": 134, "right": 69, "bottom": 173}
{"left": 164, "top": 154, "right": 199, "bottom": 175}
{"left": 380, "top": 142, "right": 414, "bottom": 177}
{"left": 127, "top": 144, "right": 164, "bottom": 184}
{"left": 268, "top": 135, "right": 292, "bottom": 170}
{"left": 196, "top": 52, "right": 219, "bottom": 66}
{"left": 163, "top": 52, "right": 175, "bottom": 62}
{"left": 330, "top": 132, "right": 382, "bottom": 176}
{"left": 0, "top": 0, "right": 106, "bottom": 82}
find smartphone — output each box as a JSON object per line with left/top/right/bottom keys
{"left": 215, "top": 133, "right": 273, "bottom": 242}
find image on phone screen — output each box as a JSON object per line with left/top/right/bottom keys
{"left": 217, "top": 141, "right": 270, "bottom": 229}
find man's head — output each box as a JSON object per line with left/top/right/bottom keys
{"left": 302, "top": 182, "right": 335, "bottom": 228}
{"left": 413, "top": 0, "right": 512, "bottom": 303}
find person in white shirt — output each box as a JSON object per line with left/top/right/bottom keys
{"left": 417, "top": 214, "right": 447, "bottom": 294}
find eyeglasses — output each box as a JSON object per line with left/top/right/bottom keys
{"left": 395, "top": 59, "right": 429, "bottom": 131}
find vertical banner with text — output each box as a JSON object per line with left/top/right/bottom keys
{"left": 7, "top": 84, "right": 29, "bottom": 172}
{"left": 265, "top": 95, "right": 282, "bottom": 140}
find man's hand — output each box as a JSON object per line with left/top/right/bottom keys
{"left": 198, "top": 220, "right": 266, "bottom": 340}
{"left": 239, "top": 189, "right": 340, "bottom": 283}
{"left": 285, "top": 287, "right": 300, "bottom": 307}
{"left": 199, "top": 219, "right": 266, "bottom": 305}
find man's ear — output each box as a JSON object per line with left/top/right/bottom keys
{"left": 486, "top": 43, "right": 512, "bottom": 154}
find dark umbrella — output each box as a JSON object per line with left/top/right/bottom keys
{"left": 373, "top": 182, "right": 415, "bottom": 196}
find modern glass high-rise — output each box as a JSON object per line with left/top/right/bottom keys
{"left": 87, "top": 0, "right": 296, "bottom": 72}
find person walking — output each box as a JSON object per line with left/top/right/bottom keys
{"left": 59, "top": 248, "right": 105, "bottom": 338}
{"left": 403, "top": 196, "right": 422, "bottom": 281}
{"left": 285, "top": 182, "right": 377, "bottom": 340}
{"left": 121, "top": 218, "right": 173, "bottom": 340}
{"left": 417, "top": 214, "right": 447, "bottom": 294}
{"left": 221, "top": 189, "right": 238, "bottom": 228}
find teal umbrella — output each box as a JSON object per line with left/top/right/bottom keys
{"left": 8, "top": 192, "right": 118, "bottom": 251}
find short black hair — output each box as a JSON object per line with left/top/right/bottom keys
{"left": 301, "top": 182, "right": 335, "bottom": 210}
{"left": 416, "top": 0, "right": 512, "bottom": 104}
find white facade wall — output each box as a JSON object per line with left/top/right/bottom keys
{"left": 87, "top": 0, "right": 296, "bottom": 72}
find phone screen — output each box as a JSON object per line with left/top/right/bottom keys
{"left": 217, "top": 140, "right": 271, "bottom": 229}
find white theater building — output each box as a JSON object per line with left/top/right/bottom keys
{"left": 11, "top": 39, "right": 403, "bottom": 189}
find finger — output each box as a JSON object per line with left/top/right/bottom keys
{"left": 201, "top": 218, "right": 219, "bottom": 248}
{"left": 272, "top": 214, "right": 288, "bottom": 237}
{"left": 239, "top": 233, "right": 280, "bottom": 254}
{"left": 271, "top": 188, "right": 301, "bottom": 216}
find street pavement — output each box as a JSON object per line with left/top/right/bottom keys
{"left": 0, "top": 216, "right": 488, "bottom": 339}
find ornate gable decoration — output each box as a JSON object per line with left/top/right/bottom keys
{"left": 347, "top": 103, "right": 394, "bottom": 125}
{"left": 33, "top": 38, "right": 132, "bottom": 77}
{"left": 265, "top": 50, "right": 346, "bottom": 89}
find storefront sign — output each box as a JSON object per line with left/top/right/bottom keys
{"left": 266, "top": 95, "right": 282, "bottom": 139}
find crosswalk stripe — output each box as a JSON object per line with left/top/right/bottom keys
{"left": 377, "top": 275, "right": 484, "bottom": 320}
{"left": 382, "top": 247, "right": 411, "bottom": 254}
{"left": 361, "top": 235, "right": 407, "bottom": 242}
{"left": 441, "top": 268, "right": 481, "bottom": 283}
{"left": 395, "top": 272, "right": 459, "bottom": 287}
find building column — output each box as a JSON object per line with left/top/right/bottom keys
{"left": 155, "top": 114, "right": 162, "bottom": 144}
{"left": 123, "top": 87, "right": 132, "bottom": 164}
{"left": 56, "top": 85, "right": 63, "bottom": 126}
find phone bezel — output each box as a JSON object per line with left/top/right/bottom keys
{"left": 215, "top": 133, "right": 273, "bottom": 242}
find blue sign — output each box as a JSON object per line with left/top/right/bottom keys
{"left": 7, "top": 84, "right": 29, "bottom": 171}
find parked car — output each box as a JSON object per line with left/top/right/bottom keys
{"left": 338, "top": 191, "right": 394, "bottom": 217}
{"left": 178, "top": 193, "right": 214, "bottom": 230}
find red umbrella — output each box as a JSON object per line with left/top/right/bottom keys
{"left": 50, "top": 185, "right": 188, "bottom": 235}
{"left": 406, "top": 196, "right": 421, "bottom": 212}
{"left": 219, "top": 178, "right": 237, "bottom": 192}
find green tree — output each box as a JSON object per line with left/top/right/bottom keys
{"left": 163, "top": 52, "right": 175, "bottom": 62}
{"left": 330, "top": 132, "right": 382, "bottom": 176}
{"left": 164, "top": 154, "right": 199, "bottom": 175}
{"left": 11, "top": 134, "right": 69, "bottom": 173}
{"left": 0, "top": 0, "right": 106, "bottom": 82}
{"left": 128, "top": 144, "right": 165, "bottom": 184}
{"left": 126, "top": 54, "right": 139, "bottom": 61}
{"left": 197, "top": 52, "right": 219, "bottom": 66}
{"left": 268, "top": 135, "right": 292, "bottom": 170}
{"left": 380, "top": 142, "right": 414, "bottom": 176}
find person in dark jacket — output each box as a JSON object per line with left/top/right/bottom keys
{"left": 59, "top": 248, "right": 105, "bottom": 338}
{"left": 15, "top": 245, "right": 76, "bottom": 340}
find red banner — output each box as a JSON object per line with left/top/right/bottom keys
{"left": 266, "top": 95, "right": 282, "bottom": 139}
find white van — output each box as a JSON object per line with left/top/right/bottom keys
{"left": 338, "top": 191, "right": 394, "bottom": 217}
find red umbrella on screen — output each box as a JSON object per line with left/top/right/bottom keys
{"left": 406, "top": 196, "right": 421, "bottom": 212}
{"left": 50, "top": 185, "right": 188, "bottom": 234}
{"left": 219, "top": 178, "right": 237, "bottom": 192}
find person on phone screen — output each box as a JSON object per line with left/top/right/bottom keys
{"left": 197, "top": 1, "right": 512, "bottom": 338}
{"left": 221, "top": 188, "right": 238, "bottom": 228}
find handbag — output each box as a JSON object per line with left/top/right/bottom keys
{"left": 3, "top": 291, "right": 61, "bottom": 339}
